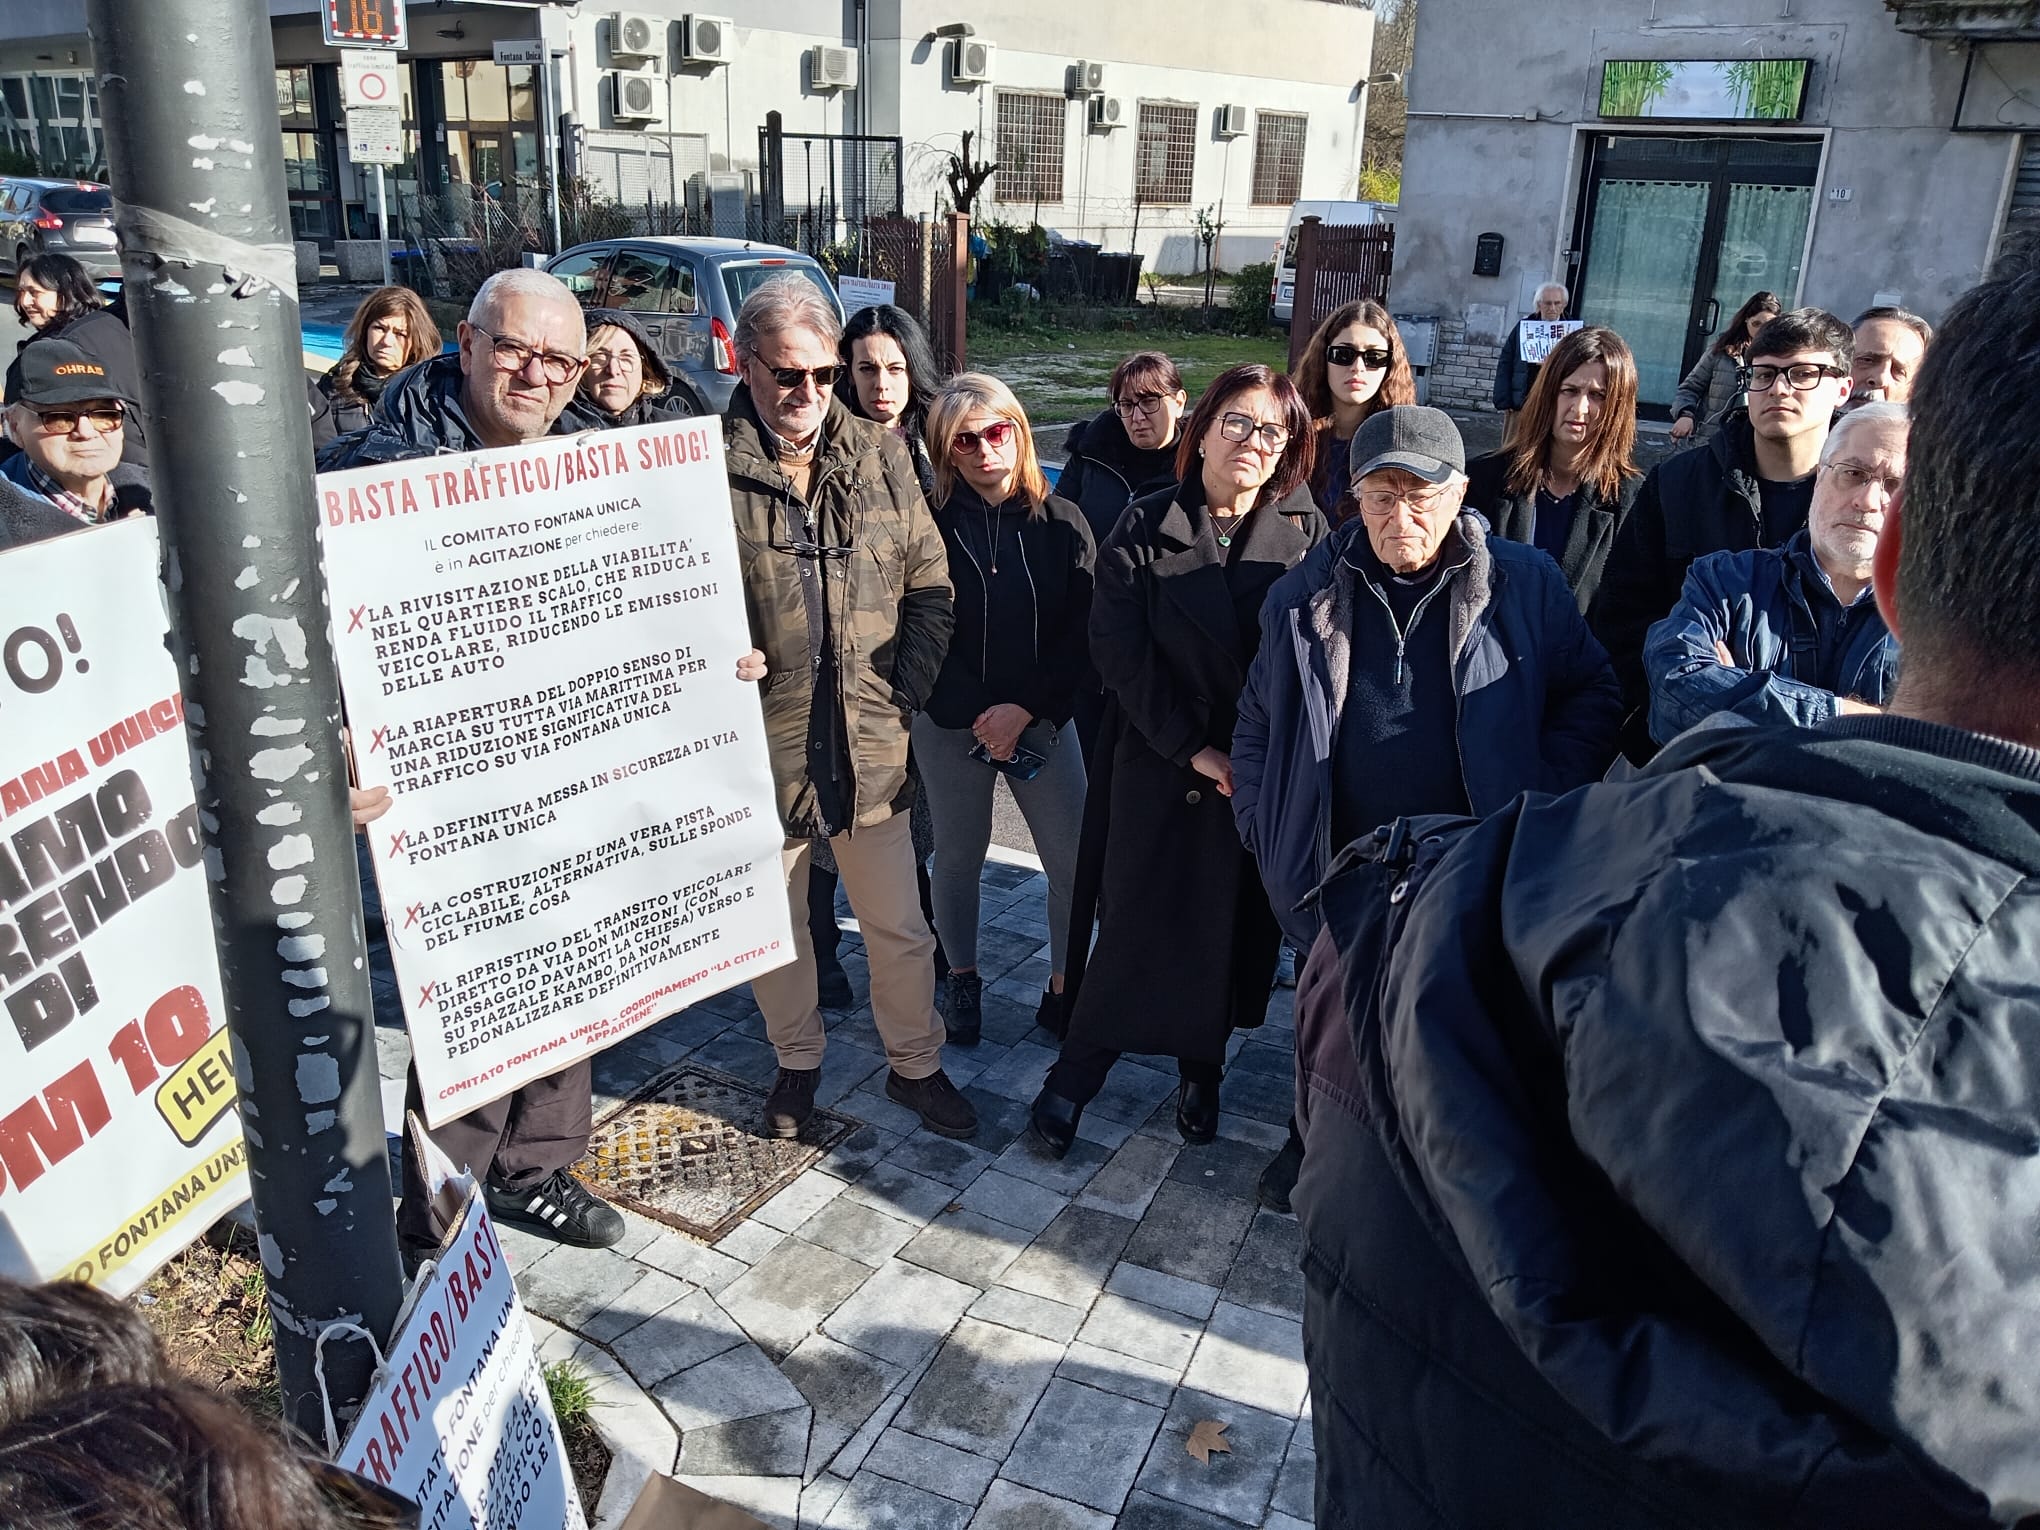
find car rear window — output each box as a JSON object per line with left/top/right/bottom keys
{"left": 719, "top": 260, "right": 839, "bottom": 317}
{"left": 42, "top": 188, "right": 113, "bottom": 217}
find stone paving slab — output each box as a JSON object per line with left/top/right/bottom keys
{"left": 1001, "top": 1377, "right": 1165, "bottom": 1515}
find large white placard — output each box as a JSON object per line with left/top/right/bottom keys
{"left": 0, "top": 517, "right": 248, "bottom": 1293}
{"left": 1519, "top": 318, "right": 1584, "bottom": 365}
{"left": 318, "top": 421, "right": 790, "bottom": 1125}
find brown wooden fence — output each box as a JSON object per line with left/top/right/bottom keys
{"left": 854, "top": 212, "right": 967, "bottom": 374}
{"left": 1286, "top": 218, "right": 1396, "bottom": 370}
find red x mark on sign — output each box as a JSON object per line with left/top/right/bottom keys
{"left": 388, "top": 829, "right": 408, "bottom": 857}
{"left": 347, "top": 605, "right": 368, "bottom": 632}
{"left": 403, "top": 903, "right": 422, "bottom": 930}
{"left": 368, "top": 726, "right": 388, "bottom": 754}
{"left": 417, "top": 981, "right": 436, "bottom": 1007}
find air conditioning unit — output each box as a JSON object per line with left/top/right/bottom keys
{"left": 1088, "top": 94, "right": 1125, "bottom": 131}
{"left": 610, "top": 11, "right": 664, "bottom": 65}
{"left": 680, "top": 14, "right": 732, "bottom": 65}
{"left": 949, "top": 37, "right": 994, "bottom": 86}
{"left": 1070, "top": 59, "right": 1106, "bottom": 97}
{"left": 1216, "top": 103, "right": 1248, "bottom": 139}
{"left": 612, "top": 69, "right": 665, "bottom": 126}
{"left": 809, "top": 45, "right": 858, "bottom": 91}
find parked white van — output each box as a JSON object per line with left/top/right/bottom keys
{"left": 1270, "top": 199, "right": 1397, "bottom": 327}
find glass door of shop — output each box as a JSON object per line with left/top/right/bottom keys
{"left": 1571, "top": 135, "right": 1821, "bottom": 415}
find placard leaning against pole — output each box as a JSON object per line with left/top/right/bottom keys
{"left": 84, "top": 0, "right": 404, "bottom": 1435}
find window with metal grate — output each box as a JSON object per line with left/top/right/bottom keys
{"left": 1253, "top": 112, "right": 1308, "bottom": 205}
{"left": 995, "top": 91, "right": 1066, "bottom": 205}
{"left": 1135, "top": 100, "right": 1198, "bottom": 205}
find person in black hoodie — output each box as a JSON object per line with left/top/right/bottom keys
{"left": 1057, "top": 350, "right": 1186, "bottom": 761}
{"left": 914, "top": 374, "right": 1094, "bottom": 1041}
{"left": 577, "top": 307, "right": 698, "bottom": 427}
{"left": 308, "top": 285, "right": 442, "bottom": 447}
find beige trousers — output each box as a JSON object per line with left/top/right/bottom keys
{"left": 752, "top": 809, "right": 946, "bottom": 1079}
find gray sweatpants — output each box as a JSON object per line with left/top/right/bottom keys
{"left": 910, "top": 715, "right": 1086, "bottom": 976}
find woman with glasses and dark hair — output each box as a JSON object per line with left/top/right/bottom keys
{"left": 310, "top": 285, "right": 444, "bottom": 446}
{"left": 1058, "top": 350, "right": 1188, "bottom": 546}
{"left": 1291, "top": 298, "right": 1415, "bottom": 522}
{"left": 1464, "top": 325, "right": 1642, "bottom": 612}
{"left": 839, "top": 304, "right": 944, "bottom": 499}
{"left": 1030, "top": 364, "right": 1323, "bottom": 1157}
{"left": 1671, "top": 290, "right": 1779, "bottom": 447}
{"left": 6, "top": 251, "right": 145, "bottom": 469}
{"left": 913, "top": 374, "right": 1093, "bottom": 1040}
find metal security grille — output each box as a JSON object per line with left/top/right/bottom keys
{"left": 2002, "top": 136, "right": 2040, "bottom": 256}
{"left": 1253, "top": 112, "right": 1308, "bottom": 204}
{"left": 995, "top": 91, "right": 1066, "bottom": 205}
{"left": 1135, "top": 101, "right": 1198, "bottom": 205}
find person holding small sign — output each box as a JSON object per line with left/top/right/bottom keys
{"left": 1491, "top": 281, "right": 1569, "bottom": 426}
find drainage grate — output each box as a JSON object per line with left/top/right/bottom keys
{"left": 575, "top": 1064, "right": 859, "bottom": 1244}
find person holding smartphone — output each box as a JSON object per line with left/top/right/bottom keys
{"left": 914, "top": 374, "right": 1095, "bottom": 1042}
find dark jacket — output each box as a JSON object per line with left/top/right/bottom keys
{"left": 1063, "top": 478, "right": 1325, "bottom": 1060}
{"left": 1233, "top": 513, "right": 1620, "bottom": 948}
{"left": 1590, "top": 411, "right": 1799, "bottom": 719}
{"left": 924, "top": 486, "right": 1095, "bottom": 731}
{"left": 315, "top": 352, "right": 609, "bottom": 471}
{"left": 1464, "top": 449, "right": 1642, "bottom": 612}
{"left": 308, "top": 364, "right": 392, "bottom": 448}
{"left": 1055, "top": 407, "right": 1180, "bottom": 547}
{"left": 581, "top": 308, "right": 698, "bottom": 428}
{"left": 1671, "top": 347, "right": 1746, "bottom": 441}
{"left": 9, "top": 306, "right": 147, "bottom": 470}
{"left": 0, "top": 453, "right": 151, "bottom": 522}
{"left": 1645, "top": 527, "right": 1899, "bottom": 744}
{"left": 1491, "top": 315, "right": 1539, "bottom": 412}
{"left": 0, "top": 472, "right": 84, "bottom": 550}
{"left": 724, "top": 387, "right": 953, "bottom": 837}
{"left": 1293, "top": 713, "right": 2040, "bottom": 1528}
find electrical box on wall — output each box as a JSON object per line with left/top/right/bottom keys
{"left": 612, "top": 69, "right": 665, "bottom": 125}
{"left": 680, "top": 15, "right": 732, "bottom": 66}
{"left": 809, "top": 45, "right": 858, "bottom": 91}
{"left": 949, "top": 37, "right": 995, "bottom": 86}
{"left": 609, "top": 12, "right": 664, "bottom": 66}
{"left": 1474, "top": 231, "right": 1504, "bottom": 277}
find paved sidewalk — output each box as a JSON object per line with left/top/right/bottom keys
{"left": 377, "top": 860, "right": 1312, "bottom": 1529}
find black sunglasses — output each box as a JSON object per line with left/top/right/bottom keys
{"left": 766, "top": 363, "right": 842, "bottom": 390}
{"left": 1325, "top": 343, "right": 1393, "bottom": 371}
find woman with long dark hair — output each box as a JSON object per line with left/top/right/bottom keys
{"left": 1465, "top": 325, "right": 1642, "bottom": 612}
{"left": 7, "top": 252, "right": 144, "bottom": 467}
{"left": 1670, "top": 290, "right": 1779, "bottom": 446}
{"left": 839, "top": 303, "right": 943, "bottom": 499}
{"left": 1291, "top": 298, "right": 1415, "bottom": 521}
{"left": 1031, "top": 364, "right": 1324, "bottom": 1156}
{"left": 311, "top": 285, "right": 441, "bottom": 445}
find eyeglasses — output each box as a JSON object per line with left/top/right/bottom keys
{"left": 1823, "top": 459, "right": 1905, "bottom": 499}
{"left": 1325, "top": 343, "right": 1393, "bottom": 371}
{"left": 584, "top": 347, "right": 641, "bottom": 374}
{"left": 1742, "top": 362, "right": 1847, "bottom": 394}
{"left": 764, "top": 363, "right": 842, "bottom": 391}
{"left": 1216, "top": 412, "right": 1291, "bottom": 452}
{"left": 27, "top": 404, "right": 125, "bottom": 435}
{"left": 950, "top": 419, "right": 1017, "bottom": 455}
{"left": 1115, "top": 391, "right": 1174, "bottom": 417}
{"left": 1355, "top": 484, "right": 1456, "bottom": 518}
{"left": 473, "top": 327, "right": 586, "bottom": 384}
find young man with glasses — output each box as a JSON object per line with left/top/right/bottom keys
{"left": 1590, "top": 307, "right": 1854, "bottom": 757}
{"left": 1643, "top": 402, "right": 1905, "bottom": 744}
{"left": 0, "top": 339, "right": 151, "bottom": 522}
{"left": 722, "top": 276, "right": 978, "bottom": 1143}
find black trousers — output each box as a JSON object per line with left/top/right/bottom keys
{"left": 1046, "top": 1035, "right": 1221, "bottom": 1107}
{"left": 396, "top": 1061, "right": 592, "bottom": 1245}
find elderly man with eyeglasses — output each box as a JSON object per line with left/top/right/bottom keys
{"left": 723, "top": 276, "right": 977, "bottom": 1143}
{"left": 1, "top": 339, "right": 151, "bottom": 522}
{"left": 1643, "top": 402, "right": 1905, "bottom": 744}
{"left": 1590, "top": 308, "right": 1854, "bottom": 759}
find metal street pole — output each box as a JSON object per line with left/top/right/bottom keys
{"left": 376, "top": 163, "right": 392, "bottom": 285}
{"left": 540, "top": 36, "right": 563, "bottom": 255}
{"left": 86, "top": 0, "right": 404, "bottom": 1437}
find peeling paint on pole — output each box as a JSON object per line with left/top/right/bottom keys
{"left": 87, "top": 0, "right": 404, "bottom": 1437}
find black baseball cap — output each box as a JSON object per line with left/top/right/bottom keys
{"left": 7, "top": 339, "right": 134, "bottom": 408}
{"left": 1349, "top": 405, "right": 1466, "bottom": 485}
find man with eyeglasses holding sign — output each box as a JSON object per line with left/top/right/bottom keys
{"left": 722, "top": 276, "right": 979, "bottom": 1144}
{"left": 1590, "top": 308, "right": 1854, "bottom": 760}
{"left": 0, "top": 339, "right": 151, "bottom": 522}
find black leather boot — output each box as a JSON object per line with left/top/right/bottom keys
{"left": 1176, "top": 1078, "right": 1220, "bottom": 1145}
{"left": 1029, "top": 1087, "right": 1083, "bottom": 1158}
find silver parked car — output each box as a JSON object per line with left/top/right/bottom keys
{"left": 0, "top": 178, "right": 120, "bottom": 280}
{"left": 545, "top": 237, "right": 844, "bottom": 414}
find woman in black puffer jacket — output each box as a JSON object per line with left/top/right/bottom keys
{"left": 309, "top": 285, "right": 441, "bottom": 447}
{"left": 577, "top": 309, "right": 697, "bottom": 427}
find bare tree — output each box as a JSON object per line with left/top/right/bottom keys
{"left": 946, "top": 130, "right": 998, "bottom": 216}
{"left": 1362, "top": 0, "right": 1417, "bottom": 200}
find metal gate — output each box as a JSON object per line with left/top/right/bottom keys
{"left": 758, "top": 110, "right": 905, "bottom": 259}
{"left": 1286, "top": 220, "right": 1396, "bottom": 368}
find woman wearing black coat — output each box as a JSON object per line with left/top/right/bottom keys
{"left": 578, "top": 308, "right": 697, "bottom": 426}
{"left": 1463, "top": 324, "right": 1643, "bottom": 614}
{"left": 1031, "top": 364, "right": 1324, "bottom": 1157}
{"left": 8, "top": 252, "right": 145, "bottom": 469}
{"left": 310, "top": 285, "right": 442, "bottom": 446}
{"left": 839, "top": 303, "right": 943, "bottom": 500}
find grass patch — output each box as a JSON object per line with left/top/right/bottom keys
{"left": 967, "top": 322, "right": 1287, "bottom": 428}
{"left": 544, "top": 1359, "right": 601, "bottom": 1430}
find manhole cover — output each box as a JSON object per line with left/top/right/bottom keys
{"left": 575, "top": 1064, "right": 859, "bottom": 1244}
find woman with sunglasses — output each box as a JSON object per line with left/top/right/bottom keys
{"left": 839, "top": 304, "right": 944, "bottom": 500}
{"left": 1291, "top": 298, "right": 1415, "bottom": 522}
{"left": 914, "top": 375, "right": 1094, "bottom": 1041}
{"left": 1031, "top": 364, "right": 1323, "bottom": 1157}
{"left": 1463, "top": 325, "right": 1642, "bottom": 613}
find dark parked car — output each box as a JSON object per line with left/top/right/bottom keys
{"left": 544, "top": 237, "right": 844, "bottom": 414}
{"left": 0, "top": 178, "right": 119, "bottom": 280}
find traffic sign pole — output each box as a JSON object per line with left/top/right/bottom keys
{"left": 376, "top": 164, "right": 391, "bottom": 284}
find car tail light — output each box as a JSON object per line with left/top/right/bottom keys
{"left": 710, "top": 316, "right": 737, "bottom": 374}
{"left": 759, "top": 258, "right": 787, "bottom": 265}
{"left": 34, "top": 212, "right": 63, "bottom": 231}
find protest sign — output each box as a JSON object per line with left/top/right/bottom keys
{"left": 336, "top": 1120, "right": 586, "bottom": 1530}
{"left": 318, "top": 420, "right": 791, "bottom": 1125}
{"left": 0, "top": 517, "right": 247, "bottom": 1293}
{"left": 1519, "top": 318, "right": 1583, "bottom": 365}
{"left": 835, "top": 274, "right": 896, "bottom": 314}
